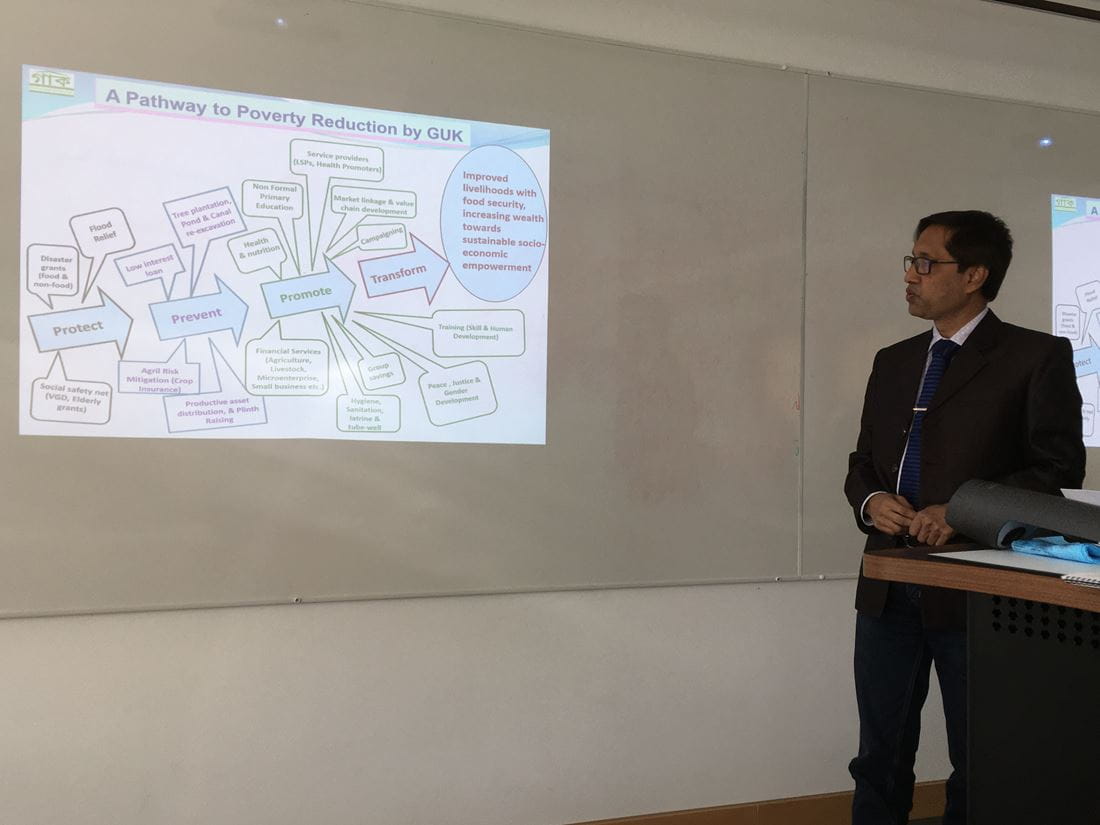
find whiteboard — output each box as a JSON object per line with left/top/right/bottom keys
{"left": 0, "top": 0, "right": 806, "bottom": 615}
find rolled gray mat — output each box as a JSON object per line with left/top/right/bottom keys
{"left": 946, "top": 480, "right": 1100, "bottom": 548}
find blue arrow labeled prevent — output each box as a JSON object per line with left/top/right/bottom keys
{"left": 359, "top": 235, "right": 449, "bottom": 304}
{"left": 150, "top": 276, "right": 248, "bottom": 344}
{"left": 261, "top": 257, "right": 355, "bottom": 321}
{"left": 28, "top": 288, "right": 133, "bottom": 356}
{"left": 1073, "top": 343, "right": 1100, "bottom": 378}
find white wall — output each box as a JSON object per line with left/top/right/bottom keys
{"left": 9, "top": 1, "right": 1099, "bottom": 823}
{"left": 2, "top": 582, "right": 872, "bottom": 825}
{"left": 364, "top": 0, "right": 1100, "bottom": 115}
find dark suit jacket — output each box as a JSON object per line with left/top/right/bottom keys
{"left": 845, "top": 310, "right": 1086, "bottom": 630}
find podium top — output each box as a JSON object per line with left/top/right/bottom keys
{"left": 863, "top": 546, "right": 1100, "bottom": 613}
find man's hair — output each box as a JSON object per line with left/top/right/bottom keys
{"left": 915, "top": 210, "right": 1013, "bottom": 300}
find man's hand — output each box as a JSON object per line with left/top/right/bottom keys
{"left": 864, "top": 493, "right": 916, "bottom": 535}
{"left": 907, "top": 504, "right": 957, "bottom": 546}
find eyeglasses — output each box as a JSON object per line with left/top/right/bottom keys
{"left": 903, "top": 255, "right": 959, "bottom": 275}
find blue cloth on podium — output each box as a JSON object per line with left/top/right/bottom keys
{"left": 1012, "top": 535, "right": 1100, "bottom": 564}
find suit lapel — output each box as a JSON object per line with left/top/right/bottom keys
{"left": 926, "top": 310, "right": 1000, "bottom": 413}
{"left": 894, "top": 333, "right": 931, "bottom": 410}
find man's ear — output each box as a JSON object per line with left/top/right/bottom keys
{"left": 964, "top": 265, "right": 989, "bottom": 295}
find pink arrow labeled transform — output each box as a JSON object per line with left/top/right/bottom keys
{"left": 358, "top": 235, "right": 449, "bottom": 304}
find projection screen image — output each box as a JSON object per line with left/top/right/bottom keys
{"left": 20, "top": 66, "right": 550, "bottom": 444}
{"left": 1052, "top": 193, "right": 1100, "bottom": 446}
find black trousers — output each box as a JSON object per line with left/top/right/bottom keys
{"left": 850, "top": 583, "right": 968, "bottom": 825}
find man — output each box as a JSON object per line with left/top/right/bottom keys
{"left": 844, "top": 210, "right": 1085, "bottom": 825}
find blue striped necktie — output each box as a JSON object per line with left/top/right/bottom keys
{"left": 897, "top": 339, "right": 961, "bottom": 509}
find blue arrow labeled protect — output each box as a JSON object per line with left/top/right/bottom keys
{"left": 28, "top": 288, "right": 132, "bottom": 356}
{"left": 150, "top": 276, "right": 248, "bottom": 344}
{"left": 1073, "top": 344, "right": 1100, "bottom": 378}
{"left": 261, "top": 257, "right": 355, "bottom": 321}
{"left": 359, "top": 235, "right": 449, "bottom": 304}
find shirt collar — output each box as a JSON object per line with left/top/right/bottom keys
{"left": 930, "top": 305, "right": 989, "bottom": 349}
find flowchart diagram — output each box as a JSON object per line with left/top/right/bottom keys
{"left": 1052, "top": 193, "right": 1100, "bottom": 445}
{"left": 20, "top": 67, "right": 549, "bottom": 443}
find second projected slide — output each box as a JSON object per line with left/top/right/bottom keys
{"left": 20, "top": 66, "right": 549, "bottom": 444}
{"left": 1053, "top": 193, "right": 1100, "bottom": 445}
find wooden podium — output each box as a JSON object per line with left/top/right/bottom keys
{"left": 864, "top": 547, "right": 1100, "bottom": 825}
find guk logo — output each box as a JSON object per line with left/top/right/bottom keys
{"left": 28, "top": 68, "right": 75, "bottom": 97}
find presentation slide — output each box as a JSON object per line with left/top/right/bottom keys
{"left": 20, "top": 66, "right": 549, "bottom": 444}
{"left": 1052, "top": 193, "right": 1100, "bottom": 445}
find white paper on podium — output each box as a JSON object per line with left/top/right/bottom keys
{"left": 943, "top": 548, "right": 1100, "bottom": 577}
{"left": 1061, "top": 488, "right": 1100, "bottom": 507}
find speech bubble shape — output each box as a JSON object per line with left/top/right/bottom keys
{"left": 418, "top": 360, "right": 497, "bottom": 426}
{"left": 330, "top": 185, "right": 416, "bottom": 220}
{"left": 337, "top": 394, "right": 400, "bottom": 433}
{"left": 26, "top": 243, "right": 79, "bottom": 308}
{"left": 1076, "top": 280, "right": 1100, "bottom": 322}
{"left": 245, "top": 323, "right": 329, "bottom": 396}
{"left": 69, "top": 208, "right": 136, "bottom": 300}
{"left": 163, "top": 341, "right": 267, "bottom": 432}
{"left": 358, "top": 222, "right": 407, "bottom": 252}
{"left": 241, "top": 179, "right": 302, "bottom": 268}
{"left": 228, "top": 229, "right": 287, "bottom": 277}
{"left": 30, "top": 354, "right": 112, "bottom": 424}
{"left": 242, "top": 179, "right": 303, "bottom": 218}
{"left": 358, "top": 352, "right": 405, "bottom": 390}
{"left": 290, "top": 140, "right": 384, "bottom": 272}
{"left": 289, "top": 140, "right": 384, "bottom": 179}
{"left": 430, "top": 309, "right": 525, "bottom": 357}
{"left": 163, "top": 188, "right": 247, "bottom": 294}
{"left": 328, "top": 222, "right": 409, "bottom": 259}
{"left": 360, "top": 309, "right": 525, "bottom": 356}
{"left": 114, "top": 244, "right": 186, "bottom": 298}
{"left": 118, "top": 342, "right": 200, "bottom": 395}
{"left": 1055, "top": 304, "right": 1084, "bottom": 342}
{"left": 440, "top": 145, "right": 547, "bottom": 302}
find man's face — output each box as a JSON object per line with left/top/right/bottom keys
{"left": 905, "top": 224, "right": 979, "bottom": 322}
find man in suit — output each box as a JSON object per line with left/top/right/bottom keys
{"left": 844, "top": 210, "right": 1085, "bottom": 825}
